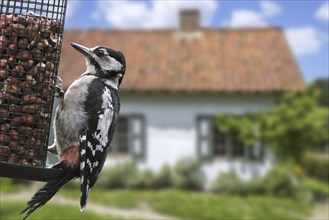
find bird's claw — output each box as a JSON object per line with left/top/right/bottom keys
{"left": 54, "top": 76, "right": 64, "bottom": 98}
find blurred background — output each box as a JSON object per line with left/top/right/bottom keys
{"left": 1, "top": 0, "right": 328, "bottom": 219}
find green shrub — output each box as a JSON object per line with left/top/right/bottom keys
{"left": 212, "top": 172, "right": 266, "bottom": 196}
{"left": 243, "top": 177, "right": 267, "bottom": 195}
{"left": 173, "top": 157, "right": 203, "bottom": 190}
{"left": 211, "top": 166, "right": 310, "bottom": 200}
{"left": 262, "top": 166, "right": 298, "bottom": 197}
{"left": 152, "top": 165, "right": 173, "bottom": 189}
{"left": 126, "top": 169, "right": 155, "bottom": 189}
{"left": 303, "top": 177, "right": 329, "bottom": 200}
{"left": 212, "top": 172, "right": 244, "bottom": 195}
{"left": 96, "top": 161, "right": 136, "bottom": 189}
{"left": 302, "top": 152, "right": 329, "bottom": 183}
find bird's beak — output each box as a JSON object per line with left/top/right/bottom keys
{"left": 71, "top": 42, "right": 92, "bottom": 57}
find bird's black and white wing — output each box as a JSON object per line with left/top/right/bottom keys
{"left": 79, "top": 78, "right": 119, "bottom": 210}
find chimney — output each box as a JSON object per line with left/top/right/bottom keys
{"left": 180, "top": 9, "right": 200, "bottom": 32}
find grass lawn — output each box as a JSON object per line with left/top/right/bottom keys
{"left": 0, "top": 178, "right": 312, "bottom": 219}
{"left": 148, "top": 191, "right": 310, "bottom": 219}
{"left": 0, "top": 178, "right": 26, "bottom": 193}
{"left": 60, "top": 185, "right": 311, "bottom": 219}
{"left": 0, "top": 178, "right": 122, "bottom": 220}
{"left": 0, "top": 201, "right": 116, "bottom": 220}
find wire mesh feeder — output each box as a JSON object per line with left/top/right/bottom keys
{"left": 0, "top": 0, "right": 67, "bottom": 181}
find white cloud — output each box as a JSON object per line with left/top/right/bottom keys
{"left": 227, "top": 1, "right": 281, "bottom": 27}
{"left": 285, "top": 27, "right": 326, "bottom": 56}
{"left": 229, "top": 10, "right": 267, "bottom": 27}
{"left": 316, "top": 2, "right": 329, "bottom": 21}
{"left": 92, "top": 0, "right": 218, "bottom": 29}
{"left": 226, "top": 1, "right": 326, "bottom": 57}
{"left": 260, "top": 0, "right": 282, "bottom": 17}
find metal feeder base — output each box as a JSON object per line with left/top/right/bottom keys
{"left": 0, "top": 161, "right": 66, "bottom": 182}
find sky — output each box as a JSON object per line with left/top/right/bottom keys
{"left": 64, "top": 0, "right": 329, "bottom": 83}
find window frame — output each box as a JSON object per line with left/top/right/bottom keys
{"left": 129, "top": 114, "right": 146, "bottom": 160}
{"left": 197, "top": 115, "right": 264, "bottom": 162}
{"left": 108, "top": 114, "right": 146, "bottom": 160}
{"left": 196, "top": 115, "right": 214, "bottom": 161}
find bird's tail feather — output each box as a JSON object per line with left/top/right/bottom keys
{"left": 20, "top": 162, "right": 77, "bottom": 219}
{"left": 80, "top": 180, "right": 90, "bottom": 211}
{"left": 79, "top": 129, "right": 89, "bottom": 211}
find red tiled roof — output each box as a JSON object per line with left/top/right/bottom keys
{"left": 59, "top": 27, "right": 305, "bottom": 92}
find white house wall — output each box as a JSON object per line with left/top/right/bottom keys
{"left": 119, "top": 93, "right": 277, "bottom": 183}
{"left": 47, "top": 93, "right": 277, "bottom": 184}
{"left": 121, "top": 93, "right": 276, "bottom": 130}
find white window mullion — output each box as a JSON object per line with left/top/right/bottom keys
{"left": 197, "top": 116, "right": 213, "bottom": 160}
{"left": 129, "top": 115, "right": 146, "bottom": 160}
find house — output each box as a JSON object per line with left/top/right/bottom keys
{"left": 55, "top": 10, "right": 305, "bottom": 184}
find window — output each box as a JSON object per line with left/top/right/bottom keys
{"left": 231, "top": 135, "right": 245, "bottom": 158}
{"left": 110, "top": 116, "right": 129, "bottom": 154}
{"left": 130, "top": 115, "right": 146, "bottom": 159}
{"left": 197, "top": 115, "right": 262, "bottom": 161}
{"left": 197, "top": 116, "right": 213, "bottom": 160}
{"left": 213, "top": 128, "right": 245, "bottom": 158}
{"left": 213, "top": 129, "right": 227, "bottom": 156}
{"left": 109, "top": 115, "right": 146, "bottom": 159}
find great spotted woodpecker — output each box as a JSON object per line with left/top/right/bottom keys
{"left": 21, "top": 43, "right": 126, "bottom": 219}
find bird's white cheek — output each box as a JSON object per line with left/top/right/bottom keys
{"left": 85, "top": 59, "right": 95, "bottom": 73}
{"left": 97, "top": 57, "right": 122, "bottom": 72}
{"left": 109, "top": 57, "right": 123, "bottom": 71}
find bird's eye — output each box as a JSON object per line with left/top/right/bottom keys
{"left": 95, "top": 50, "right": 105, "bottom": 57}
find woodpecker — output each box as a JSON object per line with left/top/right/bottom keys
{"left": 21, "top": 43, "right": 126, "bottom": 219}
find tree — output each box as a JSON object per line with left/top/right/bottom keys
{"left": 214, "top": 113, "right": 260, "bottom": 147}
{"left": 214, "top": 86, "right": 329, "bottom": 164}
{"left": 312, "top": 77, "right": 329, "bottom": 107}
{"left": 262, "top": 87, "right": 328, "bottom": 163}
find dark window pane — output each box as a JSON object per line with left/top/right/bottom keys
{"left": 109, "top": 116, "right": 129, "bottom": 154}
{"left": 213, "top": 128, "right": 226, "bottom": 156}
{"left": 231, "top": 134, "right": 244, "bottom": 157}
{"left": 213, "top": 127, "right": 245, "bottom": 158}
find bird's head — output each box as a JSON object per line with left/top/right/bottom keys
{"left": 71, "top": 42, "right": 126, "bottom": 88}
